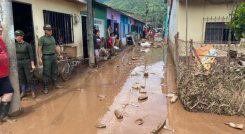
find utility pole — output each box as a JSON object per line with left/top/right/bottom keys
{"left": 87, "top": 0, "right": 95, "bottom": 67}
{"left": 0, "top": 0, "right": 21, "bottom": 114}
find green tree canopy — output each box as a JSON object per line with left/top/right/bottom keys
{"left": 231, "top": 2, "right": 245, "bottom": 39}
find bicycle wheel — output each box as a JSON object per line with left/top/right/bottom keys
{"left": 61, "top": 62, "right": 72, "bottom": 81}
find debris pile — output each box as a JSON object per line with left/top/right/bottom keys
{"left": 178, "top": 59, "right": 245, "bottom": 116}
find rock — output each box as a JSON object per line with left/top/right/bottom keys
{"left": 144, "top": 72, "right": 149, "bottom": 77}
{"left": 114, "top": 110, "right": 123, "bottom": 119}
{"left": 151, "top": 120, "right": 166, "bottom": 134}
{"left": 225, "top": 122, "right": 243, "bottom": 130}
{"left": 95, "top": 123, "right": 106, "bottom": 128}
{"left": 135, "top": 118, "right": 144, "bottom": 125}
{"left": 140, "top": 85, "right": 145, "bottom": 89}
{"left": 138, "top": 94, "right": 148, "bottom": 101}
{"left": 98, "top": 94, "right": 107, "bottom": 101}
{"left": 139, "top": 89, "right": 147, "bottom": 94}
{"left": 132, "top": 83, "right": 141, "bottom": 90}
{"left": 131, "top": 57, "right": 138, "bottom": 60}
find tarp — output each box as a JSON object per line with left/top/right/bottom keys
{"left": 195, "top": 45, "right": 218, "bottom": 71}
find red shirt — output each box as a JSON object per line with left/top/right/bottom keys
{"left": 0, "top": 37, "right": 10, "bottom": 78}
{"left": 107, "top": 37, "right": 113, "bottom": 49}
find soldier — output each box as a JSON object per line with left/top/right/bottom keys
{"left": 38, "top": 24, "right": 62, "bottom": 94}
{"left": 15, "top": 30, "right": 36, "bottom": 98}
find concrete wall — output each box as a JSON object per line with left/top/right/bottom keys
{"left": 177, "top": 0, "right": 233, "bottom": 42}
{"left": 15, "top": 0, "right": 85, "bottom": 57}
{"left": 93, "top": 3, "right": 107, "bottom": 38}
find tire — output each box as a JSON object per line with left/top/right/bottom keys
{"left": 60, "top": 62, "right": 72, "bottom": 81}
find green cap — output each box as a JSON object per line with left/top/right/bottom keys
{"left": 43, "top": 24, "right": 52, "bottom": 30}
{"left": 15, "top": 30, "right": 25, "bottom": 36}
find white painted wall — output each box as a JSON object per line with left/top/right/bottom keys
{"left": 177, "top": 0, "right": 233, "bottom": 42}
{"left": 15, "top": 0, "right": 86, "bottom": 57}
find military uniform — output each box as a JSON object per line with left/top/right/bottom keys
{"left": 15, "top": 30, "right": 35, "bottom": 98}
{"left": 38, "top": 25, "right": 59, "bottom": 92}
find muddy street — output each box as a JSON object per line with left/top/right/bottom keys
{"left": 0, "top": 45, "right": 167, "bottom": 134}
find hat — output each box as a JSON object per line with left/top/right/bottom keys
{"left": 43, "top": 24, "right": 52, "bottom": 30}
{"left": 15, "top": 30, "right": 25, "bottom": 36}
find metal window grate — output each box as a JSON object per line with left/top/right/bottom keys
{"left": 43, "top": 10, "right": 74, "bottom": 45}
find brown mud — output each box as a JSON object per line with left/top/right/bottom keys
{"left": 0, "top": 46, "right": 167, "bottom": 134}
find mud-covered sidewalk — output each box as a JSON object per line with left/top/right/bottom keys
{"left": 0, "top": 44, "right": 167, "bottom": 134}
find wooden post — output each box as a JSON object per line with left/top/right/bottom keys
{"left": 189, "top": 39, "right": 193, "bottom": 67}
{"left": 0, "top": 0, "right": 21, "bottom": 115}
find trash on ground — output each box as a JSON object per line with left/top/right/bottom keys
{"left": 169, "top": 94, "right": 178, "bottom": 103}
{"left": 225, "top": 122, "right": 243, "bottom": 130}
{"left": 114, "top": 110, "right": 123, "bottom": 119}
{"left": 132, "top": 83, "right": 141, "bottom": 90}
{"left": 138, "top": 94, "right": 148, "bottom": 101}
{"left": 151, "top": 120, "right": 166, "bottom": 134}
{"left": 114, "top": 46, "right": 119, "bottom": 50}
{"left": 195, "top": 45, "right": 218, "bottom": 71}
{"left": 140, "top": 48, "right": 150, "bottom": 53}
{"left": 140, "top": 42, "right": 151, "bottom": 48}
{"left": 95, "top": 123, "right": 106, "bottom": 128}
{"left": 135, "top": 118, "right": 144, "bottom": 125}
{"left": 178, "top": 58, "right": 245, "bottom": 115}
{"left": 238, "top": 60, "right": 245, "bottom": 67}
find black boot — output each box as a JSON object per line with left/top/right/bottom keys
{"left": 44, "top": 81, "right": 49, "bottom": 94}
{"left": 0, "top": 102, "right": 16, "bottom": 123}
{"left": 0, "top": 102, "right": 10, "bottom": 122}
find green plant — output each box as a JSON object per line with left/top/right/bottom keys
{"left": 230, "top": 2, "right": 245, "bottom": 39}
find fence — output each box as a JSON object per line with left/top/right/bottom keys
{"left": 173, "top": 32, "right": 245, "bottom": 70}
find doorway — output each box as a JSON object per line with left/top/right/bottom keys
{"left": 12, "top": 2, "right": 36, "bottom": 62}
{"left": 82, "top": 16, "right": 88, "bottom": 59}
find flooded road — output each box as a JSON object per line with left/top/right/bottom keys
{"left": 0, "top": 46, "right": 167, "bottom": 134}
{"left": 98, "top": 61, "right": 167, "bottom": 134}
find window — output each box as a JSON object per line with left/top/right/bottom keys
{"left": 43, "top": 10, "right": 74, "bottom": 45}
{"left": 204, "top": 22, "right": 236, "bottom": 44}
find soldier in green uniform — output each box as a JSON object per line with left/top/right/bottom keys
{"left": 38, "top": 24, "right": 62, "bottom": 94}
{"left": 15, "top": 30, "right": 36, "bottom": 98}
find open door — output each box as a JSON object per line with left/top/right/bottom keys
{"left": 12, "top": 1, "right": 36, "bottom": 63}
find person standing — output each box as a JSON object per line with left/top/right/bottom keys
{"left": 93, "top": 30, "right": 102, "bottom": 66}
{"left": 15, "top": 30, "right": 36, "bottom": 98}
{"left": 38, "top": 24, "right": 62, "bottom": 94}
{"left": 0, "top": 24, "right": 15, "bottom": 123}
{"left": 107, "top": 25, "right": 112, "bottom": 37}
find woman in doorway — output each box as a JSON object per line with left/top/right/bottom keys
{"left": 15, "top": 30, "right": 36, "bottom": 98}
{"left": 0, "top": 24, "right": 15, "bottom": 123}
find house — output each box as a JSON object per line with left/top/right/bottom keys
{"left": 168, "top": 0, "right": 237, "bottom": 46}
{"left": 81, "top": 1, "right": 145, "bottom": 58}
{"left": 12, "top": 0, "right": 86, "bottom": 58}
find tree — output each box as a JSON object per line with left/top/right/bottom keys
{"left": 230, "top": 2, "right": 245, "bottom": 40}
